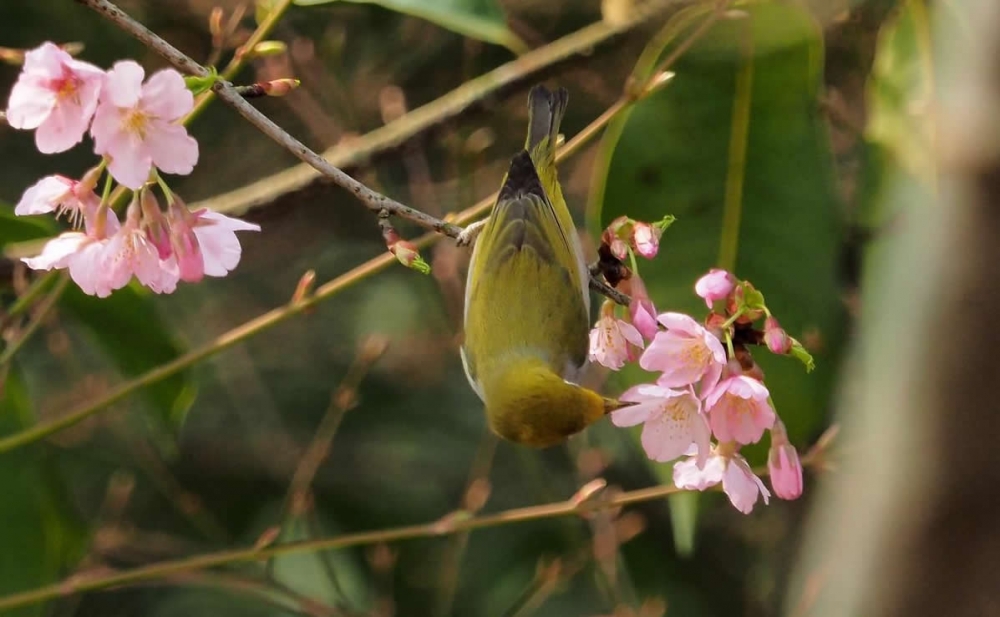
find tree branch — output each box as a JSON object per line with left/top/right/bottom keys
{"left": 0, "top": 440, "right": 833, "bottom": 614}
{"left": 76, "top": 0, "right": 465, "bottom": 239}
{"left": 188, "top": 0, "right": 694, "bottom": 218}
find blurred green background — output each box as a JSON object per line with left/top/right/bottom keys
{"left": 0, "top": 0, "right": 938, "bottom": 615}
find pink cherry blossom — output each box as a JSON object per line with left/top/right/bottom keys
{"left": 101, "top": 200, "right": 179, "bottom": 295}
{"left": 90, "top": 61, "right": 198, "bottom": 189}
{"left": 673, "top": 450, "right": 770, "bottom": 514}
{"left": 190, "top": 209, "right": 261, "bottom": 277}
{"left": 631, "top": 222, "right": 659, "bottom": 259}
{"left": 704, "top": 375, "right": 775, "bottom": 445}
{"left": 589, "top": 311, "right": 644, "bottom": 370}
{"left": 640, "top": 312, "right": 726, "bottom": 392}
{"left": 22, "top": 208, "right": 122, "bottom": 297}
{"left": 694, "top": 268, "right": 736, "bottom": 309}
{"left": 6, "top": 42, "right": 105, "bottom": 154}
{"left": 612, "top": 384, "right": 711, "bottom": 463}
{"left": 14, "top": 173, "right": 105, "bottom": 231}
{"left": 768, "top": 420, "right": 803, "bottom": 500}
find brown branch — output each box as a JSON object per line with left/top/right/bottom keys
{"left": 76, "top": 0, "right": 465, "bottom": 239}
{"left": 0, "top": 434, "right": 835, "bottom": 614}
{"left": 189, "top": 0, "right": 695, "bottom": 218}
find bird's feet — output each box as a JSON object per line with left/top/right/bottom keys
{"left": 457, "top": 219, "right": 488, "bottom": 248}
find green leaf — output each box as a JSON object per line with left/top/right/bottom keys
{"left": 0, "top": 367, "right": 85, "bottom": 617}
{"left": 293, "top": 0, "right": 528, "bottom": 54}
{"left": 588, "top": 0, "right": 845, "bottom": 508}
{"left": 59, "top": 284, "right": 197, "bottom": 436}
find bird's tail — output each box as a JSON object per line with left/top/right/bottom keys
{"left": 525, "top": 85, "right": 568, "bottom": 166}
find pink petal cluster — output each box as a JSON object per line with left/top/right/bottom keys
{"left": 673, "top": 450, "right": 770, "bottom": 514}
{"left": 611, "top": 385, "right": 710, "bottom": 464}
{"left": 91, "top": 61, "right": 198, "bottom": 189}
{"left": 694, "top": 268, "right": 736, "bottom": 309}
{"left": 6, "top": 43, "right": 200, "bottom": 188}
{"left": 641, "top": 312, "right": 726, "bottom": 393}
{"left": 704, "top": 375, "right": 775, "bottom": 445}
{"left": 16, "top": 178, "right": 259, "bottom": 296}
{"left": 6, "top": 42, "right": 105, "bottom": 154}
{"left": 588, "top": 311, "right": 644, "bottom": 370}
{"left": 592, "top": 265, "right": 808, "bottom": 514}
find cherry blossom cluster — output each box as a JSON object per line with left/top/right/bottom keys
{"left": 6, "top": 42, "right": 259, "bottom": 296}
{"left": 589, "top": 221, "right": 814, "bottom": 514}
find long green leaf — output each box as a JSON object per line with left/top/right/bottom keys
{"left": 0, "top": 367, "right": 85, "bottom": 617}
{"left": 292, "top": 0, "right": 528, "bottom": 53}
{"left": 588, "top": 1, "right": 844, "bottom": 482}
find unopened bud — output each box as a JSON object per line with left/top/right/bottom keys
{"left": 209, "top": 7, "right": 225, "bottom": 42}
{"left": 630, "top": 221, "right": 660, "bottom": 259}
{"left": 768, "top": 419, "right": 803, "bottom": 500}
{"left": 251, "top": 40, "right": 288, "bottom": 58}
{"left": 389, "top": 239, "right": 431, "bottom": 274}
{"left": 763, "top": 316, "right": 792, "bottom": 354}
{"left": 291, "top": 269, "right": 316, "bottom": 305}
{"left": 261, "top": 78, "right": 300, "bottom": 97}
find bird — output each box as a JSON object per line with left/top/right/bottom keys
{"left": 459, "top": 84, "right": 629, "bottom": 447}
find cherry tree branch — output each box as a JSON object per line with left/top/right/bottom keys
{"left": 0, "top": 0, "right": 728, "bottom": 454}
{"left": 0, "top": 437, "right": 834, "bottom": 614}
{"left": 76, "top": 0, "right": 465, "bottom": 238}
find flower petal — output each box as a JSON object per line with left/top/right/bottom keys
{"left": 141, "top": 69, "right": 194, "bottom": 120}
{"left": 15, "top": 176, "right": 72, "bottom": 215}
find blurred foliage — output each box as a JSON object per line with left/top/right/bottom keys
{"left": 292, "top": 0, "right": 529, "bottom": 53}
{"left": 0, "top": 0, "right": 937, "bottom": 615}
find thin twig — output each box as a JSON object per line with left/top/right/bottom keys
{"left": 0, "top": 438, "right": 835, "bottom": 614}
{"left": 0, "top": 482, "right": 694, "bottom": 612}
{"left": 75, "top": 0, "right": 464, "bottom": 238}
{"left": 190, "top": 0, "right": 695, "bottom": 218}
{"left": 0, "top": 0, "right": 725, "bottom": 454}
{"left": 281, "top": 336, "right": 388, "bottom": 521}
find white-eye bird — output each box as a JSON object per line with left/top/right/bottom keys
{"left": 460, "top": 85, "right": 628, "bottom": 447}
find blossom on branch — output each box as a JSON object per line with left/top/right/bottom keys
{"left": 589, "top": 304, "right": 644, "bottom": 370}
{"left": 694, "top": 268, "right": 736, "bottom": 309}
{"left": 6, "top": 42, "right": 105, "bottom": 153}
{"left": 611, "top": 384, "right": 711, "bottom": 464}
{"left": 91, "top": 61, "right": 198, "bottom": 189}
{"left": 640, "top": 312, "right": 725, "bottom": 393}
{"left": 704, "top": 375, "right": 775, "bottom": 445}
{"left": 673, "top": 449, "right": 770, "bottom": 514}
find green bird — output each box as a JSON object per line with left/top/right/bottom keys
{"left": 460, "top": 85, "right": 627, "bottom": 447}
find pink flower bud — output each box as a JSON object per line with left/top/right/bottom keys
{"left": 695, "top": 268, "right": 736, "bottom": 309}
{"left": 630, "top": 222, "right": 661, "bottom": 259}
{"left": 621, "top": 273, "right": 658, "bottom": 341}
{"left": 140, "top": 190, "right": 172, "bottom": 260}
{"left": 764, "top": 316, "right": 792, "bottom": 354}
{"left": 768, "top": 420, "right": 803, "bottom": 500}
{"left": 601, "top": 216, "right": 633, "bottom": 261}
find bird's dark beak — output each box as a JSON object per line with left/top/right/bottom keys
{"left": 603, "top": 398, "right": 636, "bottom": 415}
